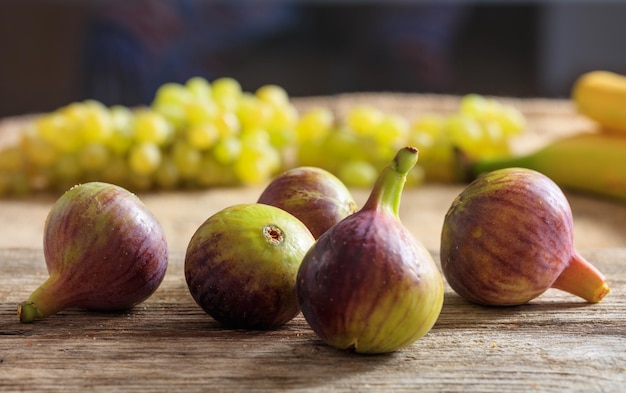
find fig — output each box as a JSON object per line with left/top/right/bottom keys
{"left": 184, "top": 203, "right": 315, "bottom": 329}
{"left": 257, "top": 166, "right": 358, "bottom": 239}
{"left": 296, "top": 147, "right": 444, "bottom": 354}
{"left": 440, "top": 167, "right": 610, "bottom": 306}
{"left": 18, "top": 182, "right": 168, "bottom": 323}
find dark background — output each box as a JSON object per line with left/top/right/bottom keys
{"left": 1, "top": 1, "right": 625, "bottom": 118}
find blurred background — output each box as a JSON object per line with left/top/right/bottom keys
{"left": 1, "top": 0, "right": 625, "bottom": 118}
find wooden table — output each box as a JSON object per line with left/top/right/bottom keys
{"left": 1, "top": 94, "right": 625, "bottom": 392}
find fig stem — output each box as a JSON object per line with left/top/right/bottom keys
{"left": 363, "top": 146, "right": 418, "bottom": 217}
{"left": 551, "top": 251, "right": 610, "bottom": 303}
{"left": 18, "top": 302, "right": 43, "bottom": 323}
{"left": 17, "top": 276, "right": 66, "bottom": 323}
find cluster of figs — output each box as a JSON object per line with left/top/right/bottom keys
{"left": 17, "top": 146, "right": 610, "bottom": 355}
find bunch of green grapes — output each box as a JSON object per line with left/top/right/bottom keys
{"left": 295, "top": 94, "right": 526, "bottom": 187}
{"left": 0, "top": 77, "right": 298, "bottom": 197}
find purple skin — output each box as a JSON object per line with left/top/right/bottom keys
{"left": 295, "top": 147, "right": 444, "bottom": 354}
{"left": 257, "top": 167, "right": 358, "bottom": 239}
{"left": 185, "top": 203, "right": 315, "bottom": 330}
{"left": 440, "top": 168, "right": 575, "bottom": 306}
{"left": 18, "top": 182, "right": 168, "bottom": 322}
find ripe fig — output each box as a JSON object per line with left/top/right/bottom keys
{"left": 440, "top": 167, "right": 610, "bottom": 306}
{"left": 257, "top": 166, "right": 358, "bottom": 238}
{"left": 297, "top": 147, "right": 444, "bottom": 354}
{"left": 185, "top": 203, "right": 315, "bottom": 330}
{"left": 18, "top": 182, "right": 168, "bottom": 323}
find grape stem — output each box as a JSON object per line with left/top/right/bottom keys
{"left": 362, "top": 146, "right": 418, "bottom": 217}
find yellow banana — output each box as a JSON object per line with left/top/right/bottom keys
{"left": 572, "top": 70, "right": 626, "bottom": 134}
{"left": 466, "top": 132, "right": 626, "bottom": 202}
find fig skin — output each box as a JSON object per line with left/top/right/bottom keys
{"left": 440, "top": 167, "right": 610, "bottom": 306}
{"left": 18, "top": 182, "right": 168, "bottom": 323}
{"left": 258, "top": 166, "right": 358, "bottom": 239}
{"left": 185, "top": 203, "right": 315, "bottom": 330}
{"left": 297, "top": 147, "right": 444, "bottom": 354}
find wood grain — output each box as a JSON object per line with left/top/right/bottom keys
{"left": 1, "top": 248, "right": 624, "bottom": 393}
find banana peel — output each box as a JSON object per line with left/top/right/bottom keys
{"left": 573, "top": 70, "right": 626, "bottom": 135}
{"left": 459, "top": 132, "right": 626, "bottom": 202}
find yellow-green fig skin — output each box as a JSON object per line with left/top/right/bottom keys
{"left": 257, "top": 166, "right": 358, "bottom": 239}
{"left": 185, "top": 203, "right": 315, "bottom": 330}
{"left": 18, "top": 182, "right": 169, "bottom": 323}
{"left": 440, "top": 168, "right": 609, "bottom": 306}
{"left": 297, "top": 147, "right": 444, "bottom": 354}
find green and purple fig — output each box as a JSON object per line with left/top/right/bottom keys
{"left": 18, "top": 182, "right": 168, "bottom": 323}
{"left": 297, "top": 147, "right": 444, "bottom": 354}
{"left": 185, "top": 203, "right": 315, "bottom": 330}
{"left": 440, "top": 167, "right": 610, "bottom": 306}
{"left": 257, "top": 166, "right": 358, "bottom": 239}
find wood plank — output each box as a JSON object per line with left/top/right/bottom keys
{"left": 1, "top": 248, "right": 624, "bottom": 392}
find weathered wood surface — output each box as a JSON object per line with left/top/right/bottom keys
{"left": 1, "top": 247, "right": 624, "bottom": 393}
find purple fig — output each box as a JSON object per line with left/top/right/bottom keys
{"left": 440, "top": 167, "right": 610, "bottom": 306}
{"left": 185, "top": 203, "right": 315, "bottom": 329}
{"left": 257, "top": 166, "right": 358, "bottom": 239}
{"left": 296, "top": 147, "right": 444, "bottom": 354}
{"left": 18, "top": 182, "right": 168, "bottom": 323}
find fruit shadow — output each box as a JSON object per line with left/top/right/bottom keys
{"left": 235, "top": 334, "right": 399, "bottom": 390}
{"left": 434, "top": 289, "right": 602, "bottom": 331}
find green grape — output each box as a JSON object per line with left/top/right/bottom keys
{"left": 107, "top": 108, "right": 135, "bottom": 155}
{"left": 153, "top": 83, "right": 194, "bottom": 128}
{"left": 411, "top": 114, "right": 446, "bottom": 138}
{"left": 154, "top": 157, "right": 180, "bottom": 189}
{"left": 7, "top": 172, "right": 31, "bottom": 196}
{"left": 212, "top": 136, "right": 242, "bottom": 165}
{"left": 126, "top": 171, "right": 153, "bottom": 193}
{"left": 134, "top": 109, "right": 173, "bottom": 145}
{"left": 337, "top": 160, "right": 378, "bottom": 188}
{"left": 295, "top": 139, "right": 326, "bottom": 168}
{"left": 81, "top": 102, "right": 114, "bottom": 143}
{"left": 373, "top": 113, "right": 410, "bottom": 147}
{"left": 128, "top": 142, "right": 162, "bottom": 176}
{"left": 266, "top": 103, "right": 298, "bottom": 148}
{"left": 154, "top": 82, "right": 193, "bottom": 109}
{"left": 0, "top": 173, "right": 11, "bottom": 197}
{"left": 237, "top": 94, "right": 273, "bottom": 130}
{"left": 185, "top": 76, "right": 212, "bottom": 102}
{"left": 256, "top": 84, "right": 289, "bottom": 106}
{"left": 53, "top": 153, "right": 82, "bottom": 184}
{"left": 185, "top": 100, "right": 218, "bottom": 127}
{"left": 195, "top": 153, "right": 238, "bottom": 188}
{"left": 172, "top": 141, "right": 202, "bottom": 179}
{"left": 100, "top": 154, "right": 129, "bottom": 186}
{"left": 153, "top": 102, "right": 187, "bottom": 130}
{"left": 459, "top": 94, "right": 491, "bottom": 118}
{"left": 480, "top": 121, "right": 510, "bottom": 157}
{"left": 233, "top": 144, "right": 280, "bottom": 185}
{"left": 405, "top": 164, "right": 426, "bottom": 187}
{"left": 445, "top": 114, "right": 484, "bottom": 158}
{"left": 213, "top": 111, "right": 241, "bottom": 138}
{"left": 240, "top": 127, "right": 271, "bottom": 146}
{"left": 346, "top": 105, "right": 384, "bottom": 136}
{"left": 78, "top": 143, "right": 111, "bottom": 172}
{"left": 212, "top": 77, "right": 242, "bottom": 111}
{"left": 35, "top": 112, "right": 81, "bottom": 153}
{"left": 496, "top": 105, "right": 526, "bottom": 135}
{"left": 0, "top": 147, "right": 24, "bottom": 172}
{"left": 59, "top": 102, "right": 88, "bottom": 125}
{"left": 20, "top": 131, "right": 57, "bottom": 167}
{"left": 295, "top": 107, "right": 334, "bottom": 143}
{"left": 186, "top": 123, "right": 220, "bottom": 150}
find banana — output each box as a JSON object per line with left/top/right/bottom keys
{"left": 572, "top": 70, "right": 626, "bottom": 134}
{"left": 465, "top": 132, "right": 626, "bottom": 202}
